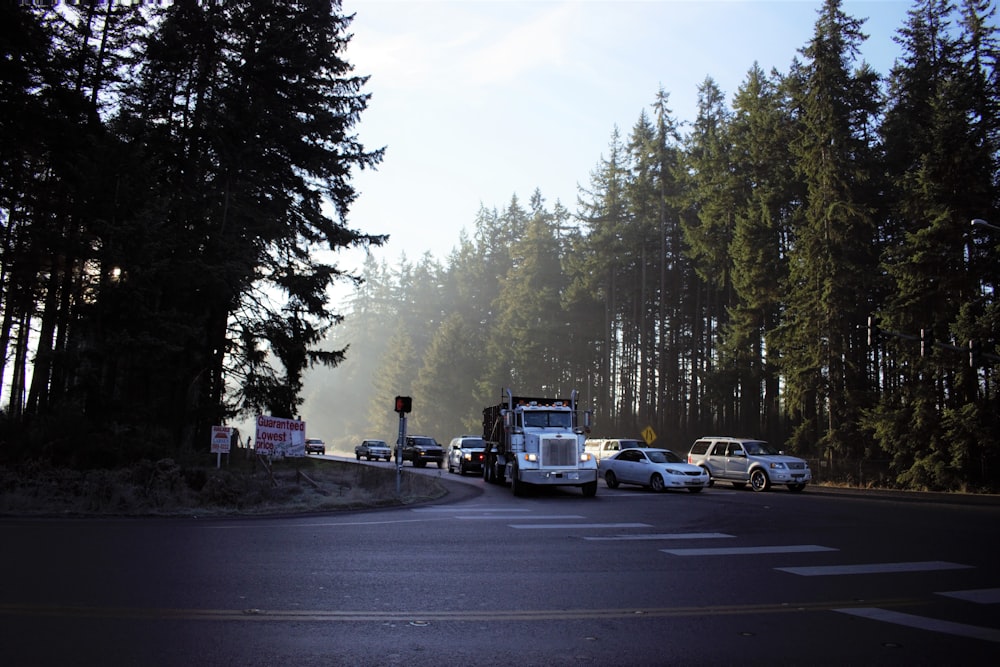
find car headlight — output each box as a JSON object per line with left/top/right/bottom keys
{"left": 665, "top": 468, "right": 685, "bottom": 475}
{"left": 769, "top": 462, "right": 787, "bottom": 470}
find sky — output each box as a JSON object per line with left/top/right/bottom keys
{"left": 336, "top": 0, "right": 919, "bottom": 274}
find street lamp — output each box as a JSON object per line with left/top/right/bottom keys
{"left": 972, "top": 218, "right": 1000, "bottom": 232}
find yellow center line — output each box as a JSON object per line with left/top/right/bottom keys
{"left": 0, "top": 598, "right": 923, "bottom": 622}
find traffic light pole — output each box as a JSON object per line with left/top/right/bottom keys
{"left": 395, "top": 413, "right": 407, "bottom": 497}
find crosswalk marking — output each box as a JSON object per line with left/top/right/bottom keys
{"left": 662, "top": 544, "right": 837, "bottom": 556}
{"left": 834, "top": 607, "right": 1000, "bottom": 643}
{"left": 937, "top": 588, "right": 1000, "bottom": 604}
{"left": 776, "top": 560, "right": 973, "bottom": 576}
{"left": 585, "top": 532, "right": 735, "bottom": 541}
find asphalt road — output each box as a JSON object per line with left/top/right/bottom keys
{"left": 1, "top": 464, "right": 998, "bottom": 666}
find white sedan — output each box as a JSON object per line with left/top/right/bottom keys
{"left": 600, "top": 448, "right": 708, "bottom": 493}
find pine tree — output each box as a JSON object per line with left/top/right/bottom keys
{"left": 869, "top": 0, "right": 1000, "bottom": 489}
{"left": 776, "top": 0, "right": 882, "bottom": 460}
{"left": 72, "top": 0, "right": 386, "bottom": 454}
{"left": 725, "top": 63, "right": 801, "bottom": 440}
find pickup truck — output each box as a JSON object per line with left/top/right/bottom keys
{"left": 355, "top": 439, "right": 392, "bottom": 461}
{"left": 396, "top": 435, "right": 444, "bottom": 468}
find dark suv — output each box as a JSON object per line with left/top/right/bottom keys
{"left": 397, "top": 435, "right": 444, "bottom": 468}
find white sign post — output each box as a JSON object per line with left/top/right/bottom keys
{"left": 211, "top": 426, "right": 233, "bottom": 469}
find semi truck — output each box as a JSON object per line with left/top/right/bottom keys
{"left": 482, "top": 388, "right": 598, "bottom": 497}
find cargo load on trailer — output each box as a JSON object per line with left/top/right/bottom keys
{"left": 482, "top": 388, "right": 598, "bottom": 497}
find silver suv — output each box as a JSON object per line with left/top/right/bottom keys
{"left": 687, "top": 437, "right": 811, "bottom": 492}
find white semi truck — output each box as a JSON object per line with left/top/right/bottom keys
{"left": 481, "top": 388, "right": 598, "bottom": 497}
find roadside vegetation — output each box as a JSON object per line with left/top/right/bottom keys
{"left": 0, "top": 457, "right": 446, "bottom": 518}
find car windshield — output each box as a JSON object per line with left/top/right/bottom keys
{"left": 522, "top": 410, "right": 572, "bottom": 428}
{"left": 743, "top": 441, "right": 779, "bottom": 455}
{"left": 460, "top": 439, "right": 484, "bottom": 448}
{"left": 647, "top": 450, "right": 681, "bottom": 464}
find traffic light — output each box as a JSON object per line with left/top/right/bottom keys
{"left": 394, "top": 395, "right": 412, "bottom": 414}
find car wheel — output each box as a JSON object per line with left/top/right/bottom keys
{"left": 750, "top": 469, "right": 770, "bottom": 492}
{"left": 702, "top": 467, "right": 714, "bottom": 487}
{"left": 604, "top": 470, "right": 620, "bottom": 489}
{"left": 355, "top": 454, "right": 361, "bottom": 460}
{"left": 787, "top": 483, "right": 806, "bottom": 492}
{"left": 437, "top": 461, "right": 443, "bottom": 468}
{"left": 688, "top": 487, "right": 703, "bottom": 493}
{"left": 650, "top": 474, "right": 665, "bottom": 492}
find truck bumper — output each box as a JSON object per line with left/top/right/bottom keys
{"left": 519, "top": 469, "right": 599, "bottom": 486}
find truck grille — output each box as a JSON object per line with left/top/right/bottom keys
{"left": 541, "top": 438, "right": 577, "bottom": 467}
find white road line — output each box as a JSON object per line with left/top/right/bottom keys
{"left": 776, "top": 561, "right": 973, "bottom": 576}
{"left": 834, "top": 607, "right": 1000, "bottom": 643}
{"left": 662, "top": 544, "right": 837, "bottom": 556}
{"left": 457, "top": 515, "right": 586, "bottom": 520}
{"left": 510, "top": 523, "right": 653, "bottom": 529}
{"left": 937, "top": 588, "right": 1000, "bottom": 604}
{"left": 411, "top": 507, "right": 533, "bottom": 513}
{"left": 585, "top": 532, "right": 735, "bottom": 541}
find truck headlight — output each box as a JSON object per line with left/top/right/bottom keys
{"left": 524, "top": 453, "right": 538, "bottom": 462}
{"left": 580, "top": 453, "right": 592, "bottom": 462}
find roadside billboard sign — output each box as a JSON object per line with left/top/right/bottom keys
{"left": 211, "top": 426, "right": 233, "bottom": 454}
{"left": 254, "top": 416, "right": 306, "bottom": 457}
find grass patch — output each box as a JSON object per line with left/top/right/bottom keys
{"left": 0, "top": 456, "right": 447, "bottom": 517}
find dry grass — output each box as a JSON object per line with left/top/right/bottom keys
{"left": 0, "top": 457, "right": 447, "bottom": 518}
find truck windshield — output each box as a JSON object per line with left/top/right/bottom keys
{"left": 522, "top": 411, "right": 572, "bottom": 429}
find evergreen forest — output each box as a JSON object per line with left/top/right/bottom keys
{"left": 2, "top": 1, "right": 1000, "bottom": 493}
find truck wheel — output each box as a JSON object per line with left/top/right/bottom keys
{"left": 750, "top": 469, "right": 770, "bottom": 492}
{"left": 511, "top": 472, "right": 523, "bottom": 497}
{"left": 582, "top": 481, "right": 598, "bottom": 497}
